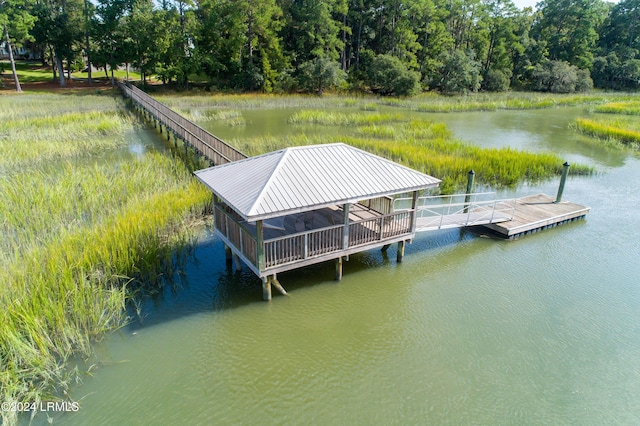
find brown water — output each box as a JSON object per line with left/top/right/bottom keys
{"left": 30, "top": 105, "right": 640, "bottom": 424}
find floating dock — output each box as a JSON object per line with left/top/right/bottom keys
{"left": 480, "top": 193, "right": 590, "bottom": 239}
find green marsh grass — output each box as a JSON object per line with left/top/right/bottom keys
{"left": 174, "top": 108, "right": 246, "bottom": 126}
{"left": 288, "top": 110, "right": 406, "bottom": 125}
{"left": 0, "top": 96, "right": 139, "bottom": 174}
{"left": 574, "top": 117, "right": 640, "bottom": 149}
{"left": 390, "top": 92, "right": 639, "bottom": 113}
{"left": 592, "top": 101, "right": 640, "bottom": 115}
{"left": 149, "top": 93, "right": 597, "bottom": 191}
{"left": 0, "top": 94, "right": 211, "bottom": 425}
{"left": 229, "top": 116, "right": 593, "bottom": 193}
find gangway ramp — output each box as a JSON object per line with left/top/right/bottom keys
{"left": 395, "top": 192, "right": 516, "bottom": 233}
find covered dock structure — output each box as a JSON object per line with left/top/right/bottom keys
{"left": 194, "top": 143, "right": 441, "bottom": 300}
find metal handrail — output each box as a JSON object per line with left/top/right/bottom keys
{"left": 394, "top": 191, "right": 499, "bottom": 211}
{"left": 394, "top": 192, "right": 517, "bottom": 231}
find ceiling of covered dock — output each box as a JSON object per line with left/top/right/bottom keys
{"left": 194, "top": 143, "right": 441, "bottom": 221}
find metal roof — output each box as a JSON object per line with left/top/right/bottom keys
{"left": 194, "top": 143, "right": 441, "bottom": 221}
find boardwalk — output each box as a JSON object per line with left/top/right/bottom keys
{"left": 118, "top": 81, "right": 246, "bottom": 165}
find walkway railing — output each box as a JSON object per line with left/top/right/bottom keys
{"left": 118, "top": 81, "right": 247, "bottom": 165}
{"left": 395, "top": 192, "right": 517, "bottom": 232}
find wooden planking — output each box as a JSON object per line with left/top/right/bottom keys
{"left": 481, "top": 194, "right": 590, "bottom": 238}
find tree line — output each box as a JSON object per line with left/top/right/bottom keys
{"left": 2, "top": 0, "right": 640, "bottom": 95}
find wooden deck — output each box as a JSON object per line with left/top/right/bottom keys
{"left": 214, "top": 202, "right": 414, "bottom": 277}
{"left": 480, "top": 194, "right": 590, "bottom": 239}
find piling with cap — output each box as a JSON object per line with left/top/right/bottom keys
{"left": 463, "top": 170, "right": 475, "bottom": 213}
{"left": 555, "top": 162, "right": 570, "bottom": 203}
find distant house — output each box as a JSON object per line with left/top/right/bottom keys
{"left": 0, "top": 41, "right": 40, "bottom": 60}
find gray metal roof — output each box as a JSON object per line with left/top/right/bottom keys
{"left": 194, "top": 143, "right": 441, "bottom": 221}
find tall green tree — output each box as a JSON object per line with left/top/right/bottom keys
{"left": 93, "top": 0, "right": 132, "bottom": 85}
{"left": 32, "top": 0, "right": 85, "bottom": 86}
{"left": 279, "top": 0, "right": 346, "bottom": 65}
{"left": 481, "top": 0, "right": 521, "bottom": 89}
{"left": 126, "top": 0, "right": 158, "bottom": 84}
{"left": 1, "top": 0, "right": 36, "bottom": 92}
{"left": 238, "top": 0, "right": 286, "bottom": 91}
{"left": 599, "top": 0, "right": 640, "bottom": 59}
{"left": 413, "top": 0, "right": 453, "bottom": 84}
{"left": 532, "top": 0, "right": 607, "bottom": 69}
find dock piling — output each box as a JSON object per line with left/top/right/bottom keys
{"left": 271, "top": 275, "right": 288, "bottom": 296}
{"left": 555, "top": 162, "right": 570, "bottom": 203}
{"left": 262, "top": 277, "right": 272, "bottom": 301}
{"left": 397, "top": 241, "right": 405, "bottom": 263}
{"left": 463, "top": 170, "right": 475, "bottom": 213}
{"left": 335, "top": 257, "right": 343, "bottom": 280}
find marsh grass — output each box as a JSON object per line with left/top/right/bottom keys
{"left": 592, "top": 101, "right": 640, "bottom": 115}
{"left": 574, "top": 117, "right": 640, "bottom": 149}
{"left": 229, "top": 116, "right": 593, "bottom": 193}
{"left": 391, "top": 92, "right": 638, "bottom": 112}
{"left": 0, "top": 97, "right": 139, "bottom": 175}
{"left": 0, "top": 94, "right": 211, "bottom": 425}
{"left": 174, "top": 108, "right": 246, "bottom": 126}
{"left": 288, "top": 110, "right": 407, "bottom": 125}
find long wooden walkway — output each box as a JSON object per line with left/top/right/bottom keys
{"left": 118, "top": 81, "right": 247, "bottom": 165}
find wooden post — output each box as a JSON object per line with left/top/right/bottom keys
{"left": 262, "top": 277, "right": 272, "bottom": 301}
{"left": 224, "top": 244, "right": 233, "bottom": 268}
{"left": 342, "top": 203, "right": 350, "bottom": 249}
{"left": 271, "top": 274, "right": 288, "bottom": 295}
{"left": 335, "top": 257, "right": 343, "bottom": 280}
{"left": 397, "top": 241, "right": 405, "bottom": 263}
{"left": 555, "top": 162, "right": 570, "bottom": 203}
{"left": 232, "top": 253, "right": 242, "bottom": 272}
{"left": 256, "top": 220, "right": 265, "bottom": 271}
{"left": 381, "top": 244, "right": 391, "bottom": 252}
{"left": 463, "top": 170, "right": 475, "bottom": 213}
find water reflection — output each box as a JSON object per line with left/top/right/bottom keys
{"left": 28, "top": 107, "right": 640, "bottom": 425}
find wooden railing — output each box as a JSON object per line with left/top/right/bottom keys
{"left": 263, "top": 210, "right": 413, "bottom": 269}
{"left": 118, "top": 81, "right": 247, "bottom": 165}
{"left": 264, "top": 225, "right": 343, "bottom": 268}
{"left": 348, "top": 211, "right": 412, "bottom": 247}
{"left": 214, "top": 206, "right": 257, "bottom": 266}
{"left": 359, "top": 196, "right": 394, "bottom": 215}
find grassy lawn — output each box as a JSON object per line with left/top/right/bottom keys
{"left": 1, "top": 60, "right": 54, "bottom": 83}
{"left": 1, "top": 61, "right": 147, "bottom": 89}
